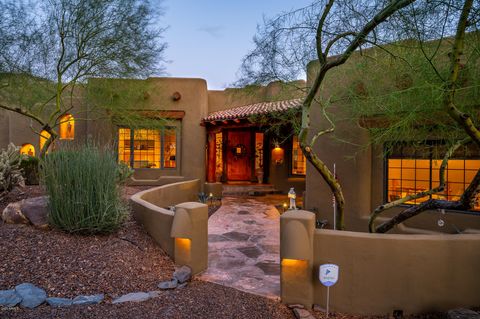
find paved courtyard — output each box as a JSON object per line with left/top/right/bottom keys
{"left": 198, "top": 196, "right": 282, "bottom": 299}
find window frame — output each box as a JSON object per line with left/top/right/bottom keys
{"left": 384, "top": 142, "right": 480, "bottom": 212}
{"left": 117, "top": 124, "right": 180, "bottom": 172}
{"left": 289, "top": 135, "right": 307, "bottom": 177}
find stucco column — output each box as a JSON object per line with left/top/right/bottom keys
{"left": 207, "top": 132, "right": 216, "bottom": 183}
{"left": 280, "top": 210, "right": 315, "bottom": 308}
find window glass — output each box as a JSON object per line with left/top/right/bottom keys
{"left": 20, "top": 144, "right": 35, "bottom": 157}
{"left": 39, "top": 130, "right": 51, "bottom": 152}
{"left": 292, "top": 136, "right": 306, "bottom": 175}
{"left": 59, "top": 114, "right": 75, "bottom": 139}
{"left": 255, "top": 132, "right": 264, "bottom": 171}
{"left": 163, "top": 129, "right": 176, "bottom": 168}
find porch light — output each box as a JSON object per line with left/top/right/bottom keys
{"left": 171, "top": 207, "right": 193, "bottom": 263}
{"left": 288, "top": 188, "right": 297, "bottom": 210}
{"left": 175, "top": 237, "right": 191, "bottom": 262}
{"left": 272, "top": 143, "right": 284, "bottom": 165}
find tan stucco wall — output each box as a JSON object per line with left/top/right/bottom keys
{"left": 312, "top": 229, "right": 480, "bottom": 315}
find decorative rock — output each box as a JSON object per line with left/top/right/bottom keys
{"left": 313, "top": 304, "right": 325, "bottom": 312}
{"left": 21, "top": 196, "right": 49, "bottom": 229}
{"left": 173, "top": 265, "right": 192, "bottom": 284}
{"left": 112, "top": 292, "right": 151, "bottom": 304}
{"left": 177, "top": 282, "right": 188, "bottom": 289}
{"left": 447, "top": 308, "right": 480, "bottom": 319}
{"left": 15, "top": 283, "right": 47, "bottom": 309}
{"left": 72, "top": 294, "right": 104, "bottom": 305}
{"left": 287, "top": 304, "right": 305, "bottom": 309}
{"left": 0, "top": 289, "right": 22, "bottom": 307}
{"left": 2, "top": 202, "right": 28, "bottom": 225}
{"left": 158, "top": 279, "right": 178, "bottom": 290}
{"left": 293, "top": 308, "right": 315, "bottom": 319}
{"left": 46, "top": 297, "right": 73, "bottom": 307}
{"left": 148, "top": 291, "right": 162, "bottom": 298}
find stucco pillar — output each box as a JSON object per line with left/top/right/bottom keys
{"left": 280, "top": 210, "right": 315, "bottom": 308}
{"left": 207, "top": 132, "right": 216, "bottom": 183}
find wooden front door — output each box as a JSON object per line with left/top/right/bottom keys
{"left": 227, "top": 130, "right": 252, "bottom": 181}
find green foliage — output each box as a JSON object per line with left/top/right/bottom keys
{"left": 0, "top": 143, "right": 25, "bottom": 195}
{"left": 20, "top": 155, "right": 40, "bottom": 185}
{"left": 197, "top": 192, "right": 209, "bottom": 204}
{"left": 116, "top": 161, "right": 134, "bottom": 184}
{"left": 41, "top": 145, "right": 128, "bottom": 234}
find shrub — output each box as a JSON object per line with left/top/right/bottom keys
{"left": 20, "top": 155, "right": 40, "bottom": 185}
{"left": 41, "top": 145, "right": 128, "bottom": 234}
{"left": 0, "top": 143, "right": 25, "bottom": 196}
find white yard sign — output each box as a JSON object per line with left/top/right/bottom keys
{"left": 319, "top": 264, "right": 340, "bottom": 317}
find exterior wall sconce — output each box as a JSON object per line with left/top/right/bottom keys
{"left": 170, "top": 202, "right": 208, "bottom": 274}
{"left": 172, "top": 91, "right": 181, "bottom": 101}
{"left": 280, "top": 210, "right": 315, "bottom": 307}
{"left": 272, "top": 143, "right": 284, "bottom": 165}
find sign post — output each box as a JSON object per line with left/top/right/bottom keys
{"left": 319, "top": 264, "right": 339, "bottom": 318}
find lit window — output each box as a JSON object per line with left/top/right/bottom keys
{"left": 20, "top": 143, "right": 35, "bottom": 157}
{"left": 387, "top": 142, "right": 479, "bottom": 211}
{"left": 215, "top": 132, "right": 223, "bottom": 175}
{"left": 39, "top": 130, "right": 51, "bottom": 152}
{"left": 118, "top": 127, "right": 178, "bottom": 169}
{"left": 59, "top": 114, "right": 75, "bottom": 139}
{"left": 292, "top": 136, "right": 306, "bottom": 175}
{"left": 255, "top": 132, "right": 264, "bottom": 171}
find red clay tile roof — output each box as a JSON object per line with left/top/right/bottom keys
{"left": 203, "top": 98, "right": 303, "bottom": 123}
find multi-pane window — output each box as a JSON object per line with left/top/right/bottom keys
{"left": 292, "top": 136, "right": 306, "bottom": 175}
{"left": 118, "top": 127, "right": 177, "bottom": 169}
{"left": 387, "top": 142, "right": 479, "bottom": 211}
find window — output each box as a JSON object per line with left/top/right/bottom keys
{"left": 59, "top": 114, "right": 75, "bottom": 139}
{"left": 118, "top": 127, "right": 177, "bottom": 169}
{"left": 255, "top": 132, "right": 264, "bottom": 171}
{"left": 215, "top": 132, "right": 223, "bottom": 175}
{"left": 20, "top": 144, "right": 35, "bottom": 157}
{"left": 387, "top": 142, "right": 479, "bottom": 211}
{"left": 292, "top": 136, "right": 306, "bottom": 175}
{"left": 39, "top": 130, "right": 51, "bottom": 152}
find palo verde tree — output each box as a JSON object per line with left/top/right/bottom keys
{"left": 0, "top": 0, "right": 167, "bottom": 157}
{"left": 238, "top": 0, "right": 480, "bottom": 231}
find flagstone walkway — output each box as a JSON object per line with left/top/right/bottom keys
{"left": 198, "top": 196, "right": 281, "bottom": 299}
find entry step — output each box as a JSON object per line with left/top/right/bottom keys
{"left": 222, "top": 184, "right": 280, "bottom": 196}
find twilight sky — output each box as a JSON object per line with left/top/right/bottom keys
{"left": 160, "top": 0, "right": 312, "bottom": 90}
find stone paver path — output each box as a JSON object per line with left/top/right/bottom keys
{"left": 198, "top": 196, "right": 281, "bottom": 299}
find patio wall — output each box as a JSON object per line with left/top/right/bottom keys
{"left": 280, "top": 210, "right": 480, "bottom": 315}
{"left": 130, "top": 179, "right": 208, "bottom": 274}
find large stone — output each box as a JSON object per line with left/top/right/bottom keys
{"left": 72, "top": 294, "right": 104, "bottom": 305}
{"left": 21, "top": 196, "right": 48, "bottom": 228}
{"left": 173, "top": 266, "right": 192, "bottom": 284}
{"left": 448, "top": 309, "right": 480, "bottom": 319}
{"left": 46, "top": 297, "right": 73, "bottom": 307}
{"left": 2, "top": 202, "right": 28, "bottom": 225}
{"left": 0, "top": 289, "right": 22, "bottom": 307}
{"left": 158, "top": 279, "right": 178, "bottom": 290}
{"left": 293, "top": 308, "right": 315, "bottom": 319}
{"left": 15, "top": 283, "right": 47, "bottom": 309}
{"left": 112, "top": 292, "right": 151, "bottom": 304}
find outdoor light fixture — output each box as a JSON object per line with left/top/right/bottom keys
{"left": 175, "top": 237, "right": 191, "bottom": 262}
{"left": 272, "top": 142, "right": 284, "bottom": 165}
{"left": 171, "top": 207, "right": 194, "bottom": 264}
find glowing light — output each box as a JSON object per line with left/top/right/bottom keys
{"left": 175, "top": 237, "right": 191, "bottom": 262}
{"left": 39, "top": 130, "right": 51, "bottom": 152}
{"left": 59, "top": 114, "right": 75, "bottom": 139}
{"left": 20, "top": 144, "right": 35, "bottom": 157}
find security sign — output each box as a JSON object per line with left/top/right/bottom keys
{"left": 319, "top": 264, "right": 339, "bottom": 287}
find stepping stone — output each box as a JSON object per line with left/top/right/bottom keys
{"left": 158, "top": 279, "right": 178, "bottom": 290}
{"left": 242, "top": 220, "right": 257, "bottom": 225}
{"left": 46, "top": 297, "right": 73, "bottom": 307}
{"left": 112, "top": 292, "right": 150, "bottom": 304}
{"left": 256, "top": 262, "right": 280, "bottom": 275}
{"left": 237, "top": 210, "right": 250, "bottom": 215}
{"left": 173, "top": 266, "right": 192, "bottom": 284}
{"left": 223, "top": 231, "right": 250, "bottom": 241}
{"left": 72, "top": 294, "right": 104, "bottom": 305}
{"left": 249, "top": 235, "right": 266, "bottom": 242}
{"left": 0, "top": 289, "right": 22, "bottom": 307}
{"left": 237, "top": 246, "right": 263, "bottom": 259}
{"left": 261, "top": 244, "right": 280, "bottom": 254}
{"left": 15, "top": 283, "right": 47, "bottom": 309}
{"left": 208, "top": 234, "right": 231, "bottom": 242}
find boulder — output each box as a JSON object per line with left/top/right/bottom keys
{"left": 21, "top": 196, "right": 48, "bottom": 228}
{"left": 72, "top": 294, "right": 104, "bottom": 305}
{"left": 2, "top": 202, "right": 28, "bottom": 225}
{"left": 1, "top": 196, "right": 48, "bottom": 229}
{"left": 15, "top": 283, "right": 47, "bottom": 309}
{"left": 46, "top": 297, "right": 73, "bottom": 307}
{"left": 0, "top": 289, "right": 22, "bottom": 307}
{"left": 158, "top": 279, "right": 178, "bottom": 290}
{"left": 112, "top": 292, "right": 151, "bottom": 304}
{"left": 173, "top": 265, "right": 192, "bottom": 284}
{"left": 448, "top": 309, "right": 480, "bottom": 319}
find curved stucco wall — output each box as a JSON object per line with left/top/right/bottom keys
{"left": 129, "top": 179, "right": 200, "bottom": 257}
{"left": 312, "top": 229, "right": 480, "bottom": 315}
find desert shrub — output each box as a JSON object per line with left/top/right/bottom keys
{"left": 116, "top": 161, "right": 134, "bottom": 183}
{"left": 41, "top": 145, "right": 128, "bottom": 234}
{"left": 20, "top": 155, "right": 40, "bottom": 185}
{"left": 0, "top": 143, "right": 25, "bottom": 197}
